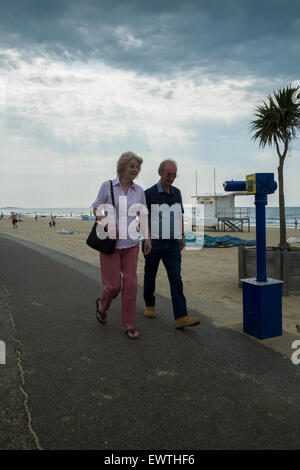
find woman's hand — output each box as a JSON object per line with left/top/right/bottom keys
{"left": 96, "top": 218, "right": 119, "bottom": 240}
{"left": 107, "top": 225, "right": 119, "bottom": 240}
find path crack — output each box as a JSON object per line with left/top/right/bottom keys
{"left": 1, "top": 279, "right": 43, "bottom": 450}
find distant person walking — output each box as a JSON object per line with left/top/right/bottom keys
{"left": 295, "top": 218, "right": 298, "bottom": 229}
{"left": 92, "top": 151, "right": 151, "bottom": 339}
{"left": 143, "top": 159, "right": 200, "bottom": 329}
{"left": 10, "top": 212, "right": 18, "bottom": 228}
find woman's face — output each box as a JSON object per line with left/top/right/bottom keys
{"left": 123, "top": 159, "right": 140, "bottom": 180}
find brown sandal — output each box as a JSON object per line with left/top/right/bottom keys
{"left": 96, "top": 298, "right": 107, "bottom": 324}
{"left": 125, "top": 328, "right": 140, "bottom": 339}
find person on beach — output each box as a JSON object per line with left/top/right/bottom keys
{"left": 92, "top": 151, "right": 151, "bottom": 340}
{"left": 143, "top": 159, "right": 200, "bottom": 329}
{"left": 295, "top": 218, "right": 298, "bottom": 229}
{"left": 10, "top": 212, "right": 18, "bottom": 228}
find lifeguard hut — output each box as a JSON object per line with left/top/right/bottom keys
{"left": 191, "top": 192, "right": 250, "bottom": 232}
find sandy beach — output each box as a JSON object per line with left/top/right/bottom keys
{"left": 1, "top": 215, "right": 299, "bottom": 342}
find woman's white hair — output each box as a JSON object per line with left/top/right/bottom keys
{"left": 117, "top": 151, "right": 143, "bottom": 178}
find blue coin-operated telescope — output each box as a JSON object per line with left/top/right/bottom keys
{"left": 223, "top": 173, "right": 282, "bottom": 340}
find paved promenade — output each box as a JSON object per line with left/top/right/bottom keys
{"left": 0, "top": 234, "right": 300, "bottom": 450}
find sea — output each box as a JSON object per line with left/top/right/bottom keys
{"left": 238, "top": 206, "right": 300, "bottom": 228}
{"left": 1, "top": 206, "right": 300, "bottom": 228}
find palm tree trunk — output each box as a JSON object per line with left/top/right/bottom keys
{"left": 277, "top": 159, "right": 288, "bottom": 249}
{"left": 275, "top": 136, "right": 289, "bottom": 250}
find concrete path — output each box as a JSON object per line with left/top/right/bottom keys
{"left": 1, "top": 234, "right": 300, "bottom": 450}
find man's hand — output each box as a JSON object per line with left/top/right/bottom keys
{"left": 180, "top": 237, "right": 185, "bottom": 251}
{"left": 143, "top": 239, "right": 152, "bottom": 255}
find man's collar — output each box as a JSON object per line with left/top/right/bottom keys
{"left": 157, "top": 181, "right": 174, "bottom": 194}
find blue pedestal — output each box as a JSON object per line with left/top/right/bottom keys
{"left": 241, "top": 278, "right": 283, "bottom": 340}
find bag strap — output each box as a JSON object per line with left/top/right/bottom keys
{"left": 110, "top": 180, "right": 115, "bottom": 207}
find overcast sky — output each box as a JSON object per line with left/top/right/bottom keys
{"left": 1, "top": 0, "right": 300, "bottom": 207}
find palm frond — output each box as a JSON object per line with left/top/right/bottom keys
{"left": 250, "top": 84, "right": 300, "bottom": 153}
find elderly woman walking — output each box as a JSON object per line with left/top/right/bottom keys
{"left": 92, "top": 151, "right": 151, "bottom": 339}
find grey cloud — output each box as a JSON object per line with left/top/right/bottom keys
{"left": 0, "top": 0, "right": 299, "bottom": 79}
{"left": 164, "top": 91, "right": 173, "bottom": 100}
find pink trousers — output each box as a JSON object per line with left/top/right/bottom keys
{"left": 99, "top": 244, "right": 139, "bottom": 329}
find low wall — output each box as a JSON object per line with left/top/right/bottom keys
{"left": 238, "top": 245, "right": 300, "bottom": 296}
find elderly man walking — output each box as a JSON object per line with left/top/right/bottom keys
{"left": 143, "top": 159, "right": 200, "bottom": 329}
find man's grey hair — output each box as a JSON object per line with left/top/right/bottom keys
{"left": 158, "top": 159, "right": 177, "bottom": 173}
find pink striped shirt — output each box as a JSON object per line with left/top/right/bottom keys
{"left": 92, "top": 178, "right": 148, "bottom": 249}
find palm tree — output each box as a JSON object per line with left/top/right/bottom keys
{"left": 250, "top": 84, "right": 300, "bottom": 249}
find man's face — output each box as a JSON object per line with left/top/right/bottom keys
{"left": 159, "top": 162, "right": 177, "bottom": 189}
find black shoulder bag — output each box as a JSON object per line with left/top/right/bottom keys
{"left": 86, "top": 180, "right": 116, "bottom": 254}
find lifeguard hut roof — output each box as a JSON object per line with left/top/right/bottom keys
{"left": 191, "top": 192, "right": 246, "bottom": 199}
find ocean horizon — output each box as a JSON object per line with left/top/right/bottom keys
{"left": 1, "top": 205, "right": 300, "bottom": 228}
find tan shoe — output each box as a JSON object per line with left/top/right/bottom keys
{"left": 175, "top": 315, "right": 200, "bottom": 329}
{"left": 144, "top": 306, "right": 155, "bottom": 318}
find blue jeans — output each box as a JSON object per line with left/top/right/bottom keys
{"left": 143, "top": 239, "right": 187, "bottom": 319}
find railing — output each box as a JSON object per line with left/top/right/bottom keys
{"left": 217, "top": 207, "right": 250, "bottom": 219}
